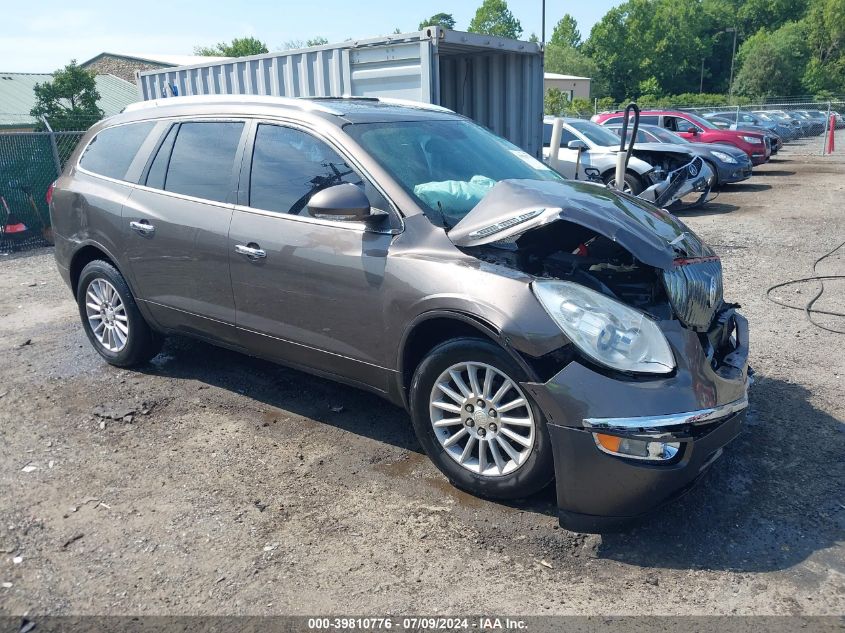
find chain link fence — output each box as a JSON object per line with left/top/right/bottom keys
{"left": 0, "top": 115, "right": 88, "bottom": 254}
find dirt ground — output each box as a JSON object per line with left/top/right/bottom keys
{"left": 0, "top": 139, "right": 843, "bottom": 617}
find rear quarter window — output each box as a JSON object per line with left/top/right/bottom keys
{"left": 79, "top": 122, "right": 156, "bottom": 180}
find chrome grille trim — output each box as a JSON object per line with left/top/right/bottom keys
{"left": 662, "top": 258, "right": 723, "bottom": 330}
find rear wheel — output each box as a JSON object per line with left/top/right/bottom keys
{"left": 409, "top": 337, "right": 554, "bottom": 500}
{"left": 76, "top": 260, "right": 162, "bottom": 367}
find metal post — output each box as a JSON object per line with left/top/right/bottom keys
{"left": 40, "top": 116, "right": 62, "bottom": 177}
{"left": 822, "top": 101, "right": 831, "bottom": 156}
{"left": 541, "top": 0, "right": 546, "bottom": 46}
{"left": 700, "top": 58, "right": 705, "bottom": 93}
{"left": 594, "top": 97, "right": 598, "bottom": 115}
{"left": 728, "top": 28, "right": 738, "bottom": 98}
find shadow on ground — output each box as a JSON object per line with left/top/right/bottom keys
{"left": 596, "top": 373, "right": 845, "bottom": 573}
{"left": 144, "top": 335, "right": 421, "bottom": 453}
{"left": 143, "top": 338, "right": 844, "bottom": 574}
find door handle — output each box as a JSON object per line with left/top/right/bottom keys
{"left": 235, "top": 243, "right": 266, "bottom": 259}
{"left": 129, "top": 220, "right": 155, "bottom": 235}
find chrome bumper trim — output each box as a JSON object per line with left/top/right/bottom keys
{"left": 583, "top": 392, "right": 749, "bottom": 431}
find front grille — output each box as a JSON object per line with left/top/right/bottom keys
{"left": 662, "top": 258, "right": 723, "bottom": 330}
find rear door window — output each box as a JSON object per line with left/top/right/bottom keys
{"left": 542, "top": 124, "right": 577, "bottom": 147}
{"left": 161, "top": 122, "right": 244, "bottom": 203}
{"left": 79, "top": 122, "right": 156, "bottom": 180}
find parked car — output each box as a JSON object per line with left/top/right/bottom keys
{"left": 605, "top": 123, "right": 753, "bottom": 187}
{"left": 795, "top": 110, "right": 833, "bottom": 134}
{"left": 752, "top": 111, "right": 804, "bottom": 139}
{"left": 542, "top": 118, "right": 712, "bottom": 208}
{"left": 703, "top": 110, "right": 796, "bottom": 142}
{"left": 593, "top": 109, "right": 770, "bottom": 165}
{"left": 50, "top": 95, "right": 750, "bottom": 532}
{"left": 542, "top": 118, "right": 656, "bottom": 191}
{"left": 702, "top": 114, "right": 783, "bottom": 154}
{"left": 785, "top": 110, "right": 825, "bottom": 135}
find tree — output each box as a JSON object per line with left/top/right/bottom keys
{"left": 802, "top": 0, "right": 845, "bottom": 94}
{"left": 194, "top": 36, "right": 268, "bottom": 57}
{"left": 30, "top": 60, "right": 103, "bottom": 131}
{"left": 283, "top": 37, "right": 329, "bottom": 49}
{"left": 583, "top": 0, "right": 710, "bottom": 100}
{"left": 468, "top": 0, "right": 523, "bottom": 39}
{"left": 734, "top": 22, "right": 809, "bottom": 97}
{"left": 418, "top": 12, "right": 456, "bottom": 30}
{"left": 550, "top": 14, "right": 581, "bottom": 48}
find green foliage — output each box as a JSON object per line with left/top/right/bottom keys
{"left": 418, "top": 12, "right": 456, "bottom": 30}
{"left": 195, "top": 36, "right": 268, "bottom": 57}
{"left": 802, "top": 0, "right": 845, "bottom": 93}
{"left": 544, "top": 89, "right": 592, "bottom": 116}
{"left": 733, "top": 22, "right": 809, "bottom": 97}
{"left": 30, "top": 60, "right": 103, "bottom": 131}
{"left": 544, "top": 44, "right": 608, "bottom": 97}
{"left": 550, "top": 15, "right": 581, "bottom": 48}
{"left": 468, "top": 0, "right": 523, "bottom": 39}
{"left": 282, "top": 37, "right": 329, "bottom": 50}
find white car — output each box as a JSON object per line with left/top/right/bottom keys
{"left": 542, "top": 117, "right": 656, "bottom": 192}
{"left": 543, "top": 117, "right": 712, "bottom": 208}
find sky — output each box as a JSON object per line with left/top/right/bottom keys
{"left": 2, "top": 0, "right": 622, "bottom": 73}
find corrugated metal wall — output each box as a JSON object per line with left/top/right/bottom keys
{"left": 438, "top": 51, "right": 543, "bottom": 158}
{"left": 136, "top": 31, "right": 542, "bottom": 156}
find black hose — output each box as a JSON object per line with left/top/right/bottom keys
{"left": 766, "top": 240, "right": 845, "bottom": 334}
{"left": 618, "top": 103, "right": 640, "bottom": 176}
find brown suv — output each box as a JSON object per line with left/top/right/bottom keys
{"left": 50, "top": 95, "right": 750, "bottom": 531}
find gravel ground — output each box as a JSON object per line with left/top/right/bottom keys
{"left": 0, "top": 139, "right": 843, "bottom": 617}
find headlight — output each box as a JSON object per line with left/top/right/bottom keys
{"left": 532, "top": 280, "right": 675, "bottom": 374}
{"left": 741, "top": 135, "right": 762, "bottom": 144}
{"left": 710, "top": 150, "right": 737, "bottom": 164}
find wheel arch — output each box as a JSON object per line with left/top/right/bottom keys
{"left": 395, "top": 311, "right": 539, "bottom": 410}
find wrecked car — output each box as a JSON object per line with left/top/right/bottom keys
{"left": 542, "top": 117, "right": 713, "bottom": 209}
{"left": 50, "top": 96, "right": 750, "bottom": 532}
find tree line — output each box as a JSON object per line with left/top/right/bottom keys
{"left": 195, "top": 0, "right": 845, "bottom": 103}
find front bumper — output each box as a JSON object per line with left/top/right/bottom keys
{"left": 715, "top": 161, "right": 753, "bottom": 184}
{"left": 523, "top": 311, "right": 750, "bottom": 532}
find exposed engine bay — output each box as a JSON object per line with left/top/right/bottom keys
{"left": 448, "top": 178, "right": 740, "bottom": 370}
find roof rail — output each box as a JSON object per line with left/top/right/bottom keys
{"left": 122, "top": 94, "right": 343, "bottom": 115}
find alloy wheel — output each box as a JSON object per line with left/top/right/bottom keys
{"left": 85, "top": 278, "right": 129, "bottom": 352}
{"left": 429, "top": 362, "right": 536, "bottom": 477}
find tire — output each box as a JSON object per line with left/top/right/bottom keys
{"left": 702, "top": 159, "right": 720, "bottom": 189}
{"left": 76, "top": 260, "right": 162, "bottom": 367}
{"left": 409, "top": 337, "right": 554, "bottom": 500}
{"left": 603, "top": 170, "right": 643, "bottom": 195}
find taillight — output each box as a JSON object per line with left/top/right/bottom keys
{"left": 46, "top": 181, "right": 56, "bottom": 206}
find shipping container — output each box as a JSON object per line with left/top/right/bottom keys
{"left": 135, "top": 28, "right": 544, "bottom": 157}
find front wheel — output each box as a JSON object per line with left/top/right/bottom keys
{"left": 603, "top": 170, "right": 643, "bottom": 195}
{"left": 409, "top": 338, "right": 554, "bottom": 500}
{"left": 76, "top": 260, "right": 162, "bottom": 367}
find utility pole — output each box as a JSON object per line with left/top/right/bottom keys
{"left": 700, "top": 57, "right": 705, "bottom": 93}
{"left": 727, "top": 27, "right": 737, "bottom": 98}
{"left": 541, "top": 0, "right": 546, "bottom": 45}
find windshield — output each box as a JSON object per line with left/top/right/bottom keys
{"left": 643, "top": 125, "right": 689, "bottom": 144}
{"left": 345, "top": 119, "right": 563, "bottom": 227}
{"left": 567, "top": 119, "right": 622, "bottom": 147}
{"left": 684, "top": 112, "right": 717, "bottom": 129}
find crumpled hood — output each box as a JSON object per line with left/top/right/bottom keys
{"left": 447, "top": 179, "right": 714, "bottom": 270}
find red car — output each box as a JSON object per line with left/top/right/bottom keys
{"left": 593, "top": 109, "right": 771, "bottom": 165}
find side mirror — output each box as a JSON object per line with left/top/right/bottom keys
{"left": 689, "top": 127, "right": 699, "bottom": 135}
{"left": 307, "top": 183, "right": 371, "bottom": 221}
{"left": 567, "top": 139, "right": 589, "bottom": 151}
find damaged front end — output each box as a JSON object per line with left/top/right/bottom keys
{"left": 449, "top": 179, "right": 750, "bottom": 531}
{"left": 632, "top": 147, "right": 713, "bottom": 209}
